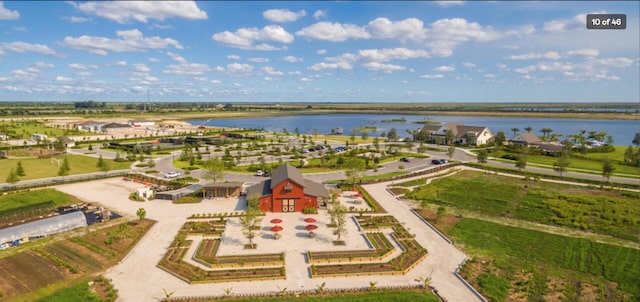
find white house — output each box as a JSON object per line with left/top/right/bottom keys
{"left": 31, "top": 133, "right": 48, "bottom": 141}
{"left": 0, "top": 133, "right": 7, "bottom": 140}
{"left": 76, "top": 120, "right": 108, "bottom": 132}
{"left": 416, "top": 123, "right": 494, "bottom": 146}
{"left": 128, "top": 119, "right": 155, "bottom": 128}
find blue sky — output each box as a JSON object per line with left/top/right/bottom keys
{"left": 0, "top": 1, "right": 638, "bottom": 103}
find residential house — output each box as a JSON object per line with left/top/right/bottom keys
{"left": 57, "top": 136, "right": 75, "bottom": 148}
{"left": 508, "top": 133, "right": 541, "bottom": 147}
{"left": 415, "top": 123, "right": 494, "bottom": 146}
{"left": 128, "top": 119, "right": 155, "bottom": 128}
{"left": 76, "top": 120, "right": 108, "bottom": 132}
{"left": 203, "top": 182, "right": 243, "bottom": 198}
{"left": 31, "top": 133, "right": 48, "bottom": 142}
{"left": 102, "top": 123, "right": 131, "bottom": 133}
{"left": 246, "top": 164, "right": 329, "bottom": 213}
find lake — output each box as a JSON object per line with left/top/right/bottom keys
{"left": 189, "top": 114, "right": 639, "bottom": 146}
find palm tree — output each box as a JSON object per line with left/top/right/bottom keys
{"left": 540, "top": 128, "right": 553, "bottom": 141}
{"left": 524, "top": 126, "right": 533, "bottom": 133}
{"left": 511, "top": 128, "right": 520, "bottom": 137}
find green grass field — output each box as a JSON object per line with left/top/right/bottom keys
{"left": 449, "top": 218, "right": 640, "bottom": 299}
{"left": 0, "top": 121, "right": 86, "bottom": 139}
{"left": 486, "top": 147, "right": 639, "bottom": 176}
{"left": 407, "top": 171, "right": 640, "bottom": 241}
{"left": 33, "top": 282, "right": 102, "bottom": 302}
{"left": 0, "top": 189, "right": 78, "bottom": 212}
{"left": 0, "top": 155, "right": 131, "bottom": 182}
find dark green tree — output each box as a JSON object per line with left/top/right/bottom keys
{"left": 601, "top": 158, "right": 615, "bottom": 182}
{"left": 477, "top": 149, "right": 488, "bottom": 165}
{"left": 493, "top": 131, "right": 506, "bottom": 148}
{"left": 202, "top": 157, "right": 225, "bottom": 183}
{"left": 553, "top": 150, "right": 571, "bottom": 178}
{"left": 16, "top": 161, "right": 25, "bottom": 177}
{"left": 6, "top": 168, "right": 19, "bottom": 184}
{"left": 58, "top": 157, "right": 70, "bottom": 177}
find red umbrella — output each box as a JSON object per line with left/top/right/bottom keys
{"left": 304, "top": 217, "right": 316, "bottom": 223}
{"left": 271, "top": 225, "right": 283, "bottom": 232}
{"left": 270, "top": 218, "right": 282, "bottom": 224}
{"left": 305, "top": 224, "right": 318, "bottom": 231}
{"left": 355, "top": 194, "right": 363, "bottom": 198}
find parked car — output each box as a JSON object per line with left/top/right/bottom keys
{"left": 400, "top": 157, "right": 410, "bottom": 162}
{"left": 255, "top": 170, "right": 263, "bottom": 176}
{"left": 431, "top": 159, "right": 447, "bottom": 165}
{"left": 164, "top": 171, "right": 180, "bottom": 178}
{"left": 263, "top": 170, "right": 271, "bottom": 177}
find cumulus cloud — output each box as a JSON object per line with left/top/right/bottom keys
{"left": 248, "top": 57, "right": 269, "bottom": 63}
{"left": 263, "top": 9, "right": 306, "bottom": 23}
{"left": 227, "top": 54, "right": 241, "bottom": 60}
{"left": 361, "top": 62, "right": 406, "bottom": 72}
{"left": 296, "top": 22, "right": 370, "bottom": 42}
{"left": 0, "top": 41, "right": 56, "bottom": 56}
{"left": 212, "top": 25, "right": 294, "bottom": 50}
{"left": 434, "top": 65, "right": 455, "bottom": 72}
{"left": 115, "top": 60, "right": 128, "bottom": 66}
{"left": 506, "top": 51, "right": 561, "bottom": 60}
{"left": 313, "top": 9, "right": 328, "bottom": 20}
{"left": 543, "top": 13, "right": 590, "bottom": 32}
{"left": 69, "top": 1, "right": 207, "bottom": 23}
{"left": 419, "top": 74, "right": 444, "bottom": 79}
{"left": 282, "top": 55, "right": 303, "bottom": 63}
{"left": 307, "top": 62, "right": 353, "bottom": 71}
{"left": 68, "top": 63, "right": 97, "bottom": 70}
{"left": 0, "top": 1, "right": 19, "bottom": 20}
{"left": 261, "top": 66, "right": 284, "bottom": 75}
{"left": 316, "top": 49, "right": 327, "bottom": 55}
{"left": 434, "top": 1, "right": 466, "bottom": 7}
{"left": 56, "top": 76, "right": 74, "bottom": 82}
{"left": 566, "top": 48, "right": 599, "bottom": 58}
{"left": 163, "top": 52, "right": 212, "bottom": 75}
{"left": 62, "top": 29, "right": 183, "bottom": 55}
{"left": 226, "top": 62, "right": 254, "bottom": 73}
{"left": 355, "top": 48, "right": 430, "bottom": 62}
{"left": 426, "top": 18, "right": 501, "bottom": 57}
{"left": 462, "top": 62, "right": 476, "bottom": 68}
{"left": 63, "top": 16, "right": 91, "bottom": 23}
{"left": 367, "top": 17, "right": 426, "bottom": 42}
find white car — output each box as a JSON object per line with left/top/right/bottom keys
{"left": 255, "top": 170, "right": 263, "bottom": 176}
{"left": 164, "top": 171, "right": 180, "bottom": 179}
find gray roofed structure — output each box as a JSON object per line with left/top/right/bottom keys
{"left": 0, "top": 211, "right": 87, "bottom": 244}
{"left": 271, "top": 164, "right": 306, "bottom": 189}
{"left": 304, "top": 180, "right": 330, "bottom": 198}
{"left": 246, "top": 180, "right": 272, "bottom": 198}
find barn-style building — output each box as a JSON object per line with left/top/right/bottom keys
{"left": 246, "top": 164, "right": 329, "bottom": 213}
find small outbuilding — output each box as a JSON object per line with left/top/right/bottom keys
{"left": 203, "top": 182, "right": 243, "bottom": 198}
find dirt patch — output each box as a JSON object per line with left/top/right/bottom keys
{"left": 0, "top": 251, "right": 68, "bottom": 298}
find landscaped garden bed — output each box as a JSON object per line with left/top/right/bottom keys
{"left": 310, "top": 216, "right": 427, "bottom": 278}
{"left": 194, "top": 239, "right": 284, "bottom": 268}
{"left": 308, "top": 233, "right": 395, "bottom": 264}
{"left": 179, "top": 220, "right": 226, "bottom": 236}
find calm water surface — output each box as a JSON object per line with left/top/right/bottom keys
{"left": 190, "top": 114, "right": 640, "bottom": 145}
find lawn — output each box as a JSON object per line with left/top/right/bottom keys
{"left": 33, "top": 281, "right": 102, "bottom": 302}
{"left": 407, "top": 170, "right": 640, "bottom": 241}
{"left": 0, "top": 155, "right": 131, "bottom": 182}
{"left": 485, "top": 148, "right": 639, "bottom": 176}
{"left": 0, "top": 120, "right": 86, "bottom": 139}
{"left": 0, "top": 189, "right": 79, "bottom": 212}
{"left": 448, "top": 218, "right": 640, "bottom": 300}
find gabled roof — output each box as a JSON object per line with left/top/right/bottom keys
{"left": 57, "top": 136, "right": 74, "bottom": 143}
{"left": 456, "top": 125, "right": 489, "bottom": 138}
{"left": 271, "top": 164, "right": 306, "bottom": 189}
{"left": 420, "top": 124, "right": 441, "bottom": 133}
{"left": 304, "top": 180, "right": 330, "bottom": 198}
{"left": 246, "top": 180, "right": 272, "bottom": 198}
{"left": 510, "top": 132, "right": 540, "bottom": 144}
{"left": 203, "top": 182, "right": 243, "bottom": 189}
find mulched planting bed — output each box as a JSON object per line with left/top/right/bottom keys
{"left": 309, "top": 233, "right": 394, "bottom": 261}
{"left": 180, "top": 220, "right": 226, "bottom": 235}
{"left": 42, "top": 241, "right": 105, "bottom": 272}
{"left": 195, "top": 239, "right": 283, "bottom": 264}
{"left": 311, "top": 216, "right": 428, "bottom": 277}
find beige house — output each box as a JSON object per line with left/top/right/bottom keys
{"left": 416, "top": 123, "right": 493, "bottom": 146}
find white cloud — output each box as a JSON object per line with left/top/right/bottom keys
{"left": 313, "top": 10, "right": 328, "bottom": 20}
{"left": 0, "top": 41, "right": 56, "bottom": 56}
{"left": 227, "top": 54, "right": 241, "bottom": 60}
{"left": 282, "top": 55, "right": 303, "bottom": 63}
{"left": 308, "top": 62, "right": 353, "bottom": 71}
{"left": 62, "top": 29, "right": 182, "bottom": 55}
{"left": 70, "top": 1, "right": 207, "bottom": 23}
{"left": 434, "top": 1, "right": 466, "bottom": 7}
{"left": 504, "top": 24, "right": 536, "bottom": 37}
{"left": 0, "top": 1, "right": 19, "bottom": 20}
{"left": 68, "top": 63, "right": 97, "bottom": 70}
{"left": 148, "top": 57, "right": 160, "bottom": 62}
{"left": 356, "top": 48, "right": 431, "bottom": 62}
{"left": 64, "top": 16, "right": 91, "bottom": 23}
{"left": 427, "top": 18, "right": 501, "bottom": 57}
{"left": 316, "top": 49, "right": 327, "bottom": 55}
{"left": 261, "top": 66, "right": 283, "bottom": 76}
{"left": 361, "top": 62, "right": 406, "bottom": 72}
{"left": 288, "top": 70, "right": 302, "bottom": 75}
{"left": 115, "top": 60, "right": 128, "bottom": 66}
{"left": 263, "top": 9, "right": 306, "bottom": 23}
{"left": 56, "top": 76, "right": 74, "bottom": 82}
{"left": 543, "top": 13, "right": 589, "bottom": 32}
{"left": 434, "top": 65, "right": 455, "bottom": 72}
{"left": 12, "top": 26, "right": 27, "bottom": 32}
{"left": 296, "top": 22, "right": 370, "bottom": 42}
{"left": 133, "top": 63, "right": 151, "bottom": 73}
{"left": 226, "top": 62, "right": 254, "bottom": 73}
{"left": 164, "top": 63, "right": 211, "bottom": 75}
{"left": 151, "top": 24, "right": 174, "bottom": 30}
{"left": 367, "top": 17, "right": 426, "bottom": 42}
{"left": 419, "top": 74, "right": 444, "bottom": 79}
{"left": 212, "top": 25, "right": 294, "bottom": 50}
{"left": 507, "top": 51, "right": 561, "bottom": 60}
{"left": 591, "top": 57, "right": 634, "bottom": 68}
{"left": 167, "top": 52, "right": 187, "bottom": 63}
{"left": 566, "top": 48, "right": 599, "bottom": 58}
{"left": 248, "top": 57, "right": 269, "bottom": 63}
{"left": 211, "top": 79, "right": 222, "bottom": 84}
{"left": 462, "top": 62, "right": 476, "bottom": 68}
